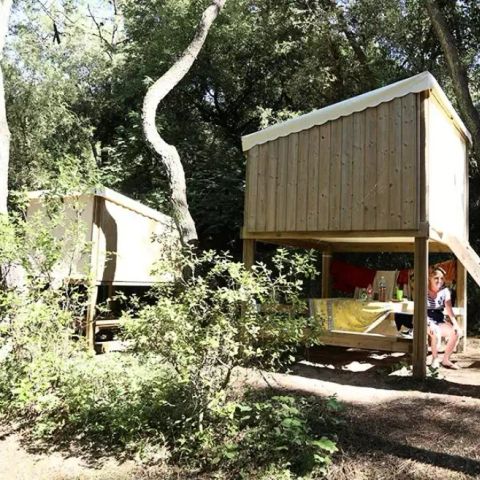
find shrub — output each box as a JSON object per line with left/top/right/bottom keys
{"left": 123, "top": 247, "right": 322, "bottom": 372}
{"left": 0, "top": 217, "right": 338, "bottom": 477}
{"left": 200, "top": 393, "right": 340, "bottom": 478}
{"left": 117, "top": 247, "right": 337, "bottom": 475}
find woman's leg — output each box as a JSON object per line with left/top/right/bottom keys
{"left": 439, "top": 323, "right": 459, "bottom": 366}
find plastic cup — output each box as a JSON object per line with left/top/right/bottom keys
{"left": 396, "top": 289, "right": 404, "bottom": 301}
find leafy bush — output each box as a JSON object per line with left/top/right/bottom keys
{"left": 199, "top": 393, "right": 340, "bottom": 478}
{"left": 117, "top": 247, "right": 338, "bottom": 475}
{"left": 123, "top": 247, "right": 322, "bottom": 370}
{"left": 0, "top": 218, "right": 338, "bottom": 477}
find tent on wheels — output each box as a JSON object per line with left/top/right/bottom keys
{"left": 27, "top": 188, "right": 177, "bottom": 351}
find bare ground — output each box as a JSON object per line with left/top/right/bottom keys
{"left": 1, "top": 340, "right": 480, "bottom": 479}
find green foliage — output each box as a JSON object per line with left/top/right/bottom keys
{"left": 216, "top": 394, "right": 339, "bottom": 477}
{"left": 123, "top": 247, "right": 322, "bottom": 375}
{"left": 1, "top": 192, "right": 93, "bottom": 293}
{"left": 0, "top": 199, "right": 94, "bottom": 419}
{"left": 0, "top": 214, "right": 18, "bottom": 268}
{"left": 159, "top": 391, "right": 341, "bottom": 479}
{"left": 0, "top": 228, "right": 337, "bottom": 476}
{"left": 118, "top": 246, "right": 336, "bottom": 476}
{"left": 0, "top": 305, "right": 175, "bottom": 456}
{"left": 0, "top": 284, "right": 87, "bottom": 422}
{"left": 5, "top": 1, "right": 113, "bottom": 192}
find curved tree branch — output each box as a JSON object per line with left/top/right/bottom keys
{"left": 425, "top": 0, "right": 480, "bottom": 154}
{"left": 142, "top": 0, "right": 227, "bottom": 246}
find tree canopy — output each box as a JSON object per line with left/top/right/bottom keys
{"left": 4, "top": 0, "right": 480, "bottom": 255}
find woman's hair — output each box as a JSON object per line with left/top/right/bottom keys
{"left": 431, "top": 266, "right": 446, "bottom": 277}
{"left": 429, "top": 266, "right": 446, "bottom": 288}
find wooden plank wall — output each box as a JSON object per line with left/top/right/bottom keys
{"left": 244, "top": 93, "right": 419, "bottom": 233}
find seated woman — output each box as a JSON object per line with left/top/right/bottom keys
{"left": 427, "top": 267, "right": 462, "bottom": 369}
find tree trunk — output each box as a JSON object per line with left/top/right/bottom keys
{"left": 425, "top": 0, "right": 480, "bottom": 154}
{"left": 142, "top": 0, "right": 226, "bottom": 246}
{"left": 328, "top": 0, "right": 375, "bottom": 89}
{"left": 0, "top": 0, "right": 25, "bottom": 289}
{"left": 0, "top": 0, "right": 13, "bottom": 215}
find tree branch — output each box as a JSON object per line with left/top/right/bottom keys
{"left": 328, "top": 0, "right": 375, "bottom": 87}
{"left": 87, "top": 4, "right": 114, "bottom": 60}
{"left": 142, "top": 0, "right": 227, "bottom": 246}
{"left": 425, "top": 0, "right": 480, "bottom": 154}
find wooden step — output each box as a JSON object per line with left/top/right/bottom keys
{"left": 94, "top": 340, "right": 128, "bottom": 354}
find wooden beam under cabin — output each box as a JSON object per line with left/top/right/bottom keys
{"left": 86, "top": 195, "right": 103, "bottom": 351}
{"left": 240, "top": 236, "right": 450, "bottom": 254}
{"left": 413, "top": 237, "right": 428, "bottom": 378}
{"left": 241, "top": 227, "right": 430, "bottom": 240}
{"left": 456, "top": 260, "right": 467, "bottom": 353}
{"left": 321, "top": 250, "right": 332, "bottom": 298}
{"left": 243, "top": 239, "right": 255, "bottom": 270}
{"left": 85, "top": 285, "right": 98, "bottom": 350}
{"left": 316, "top": 331, "right": 412, "bottom": 353}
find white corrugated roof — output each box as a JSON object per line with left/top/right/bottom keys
{"left": 241, "top": 71, "right": 472, "bottom": 151}
{"left": 28, "top": 188, "right": 174, "bottom": 225}
{"left": 95, "top": 187, "right": 173, "bottom": 224}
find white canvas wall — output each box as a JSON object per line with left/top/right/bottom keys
{"left": 95, "top": 198, "right": 177, "bottom": 284}
{"left": 427, "top": 95, "right": 468, "bottom": 240}
{"left": 27, "top": 191, "right": 178, "bottom": 286}
{"left": 26, "top": 194, "right": 95, "bottom": 283}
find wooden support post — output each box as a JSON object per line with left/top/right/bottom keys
{"left": 321, "top": 251, "right": 332, "bottom": 298}
{"left": 107, "top": 283, "right": 115, "bottom": 311}
{"left": 86, "top": 195, "right": 102, "bottom": 352}
{"left": 243, "top": 239, "right": 255, "bottom": 270}
{"left": 413, "top": 237, "right": 428, "bottom": 378}
{"left": 85, "top": 285, "right": 98, "bottom": 350}
{"left": 456, "top": 260, "right": 467, "bottom": 352}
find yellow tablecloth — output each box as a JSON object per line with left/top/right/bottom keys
{"left": 309, "top": 298, "right": 393, "bottom": 333}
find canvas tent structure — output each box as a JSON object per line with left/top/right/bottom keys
{"left": 241, "top": 71, "right": 480, "bottom": 378}
{"left": 27, "top": 188, "right": 177, "bottom": 350}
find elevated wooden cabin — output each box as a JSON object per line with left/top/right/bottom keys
{"left": 241, "top": 72, "right": 480, "bottom": 377}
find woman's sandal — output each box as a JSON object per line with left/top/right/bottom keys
{"left": 441, "top": 361, "right": 460, "bottom": 370}
{"left": 430, "top": 358, "right": 440, "bottom": 369}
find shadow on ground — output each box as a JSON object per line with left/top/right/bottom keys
{"left": 326, "top": 395, "right": 480, "bottom": 479}
{"left": 294, "top": 342, "right": 480, "bottom": 399}
{"left": 3, "top": 341, "right": 480, "bottom": 480}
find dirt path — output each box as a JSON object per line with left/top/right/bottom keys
{"left": 248, "top": 342, "right": 480, "bottom": 480}
{"left": 1, "top": 343, "right": 480, "bottom": 479}
{"left": 0, "top": 429, "right": 139, "bottom": 480}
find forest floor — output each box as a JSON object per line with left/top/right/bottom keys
{"left": 1, "top": 339, "right": 480, "bottom": 479}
